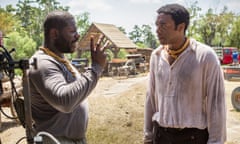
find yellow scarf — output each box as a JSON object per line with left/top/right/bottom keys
{"left": 166, "top": 38, "right": 190, "bottom": 59}
{"left": 40, "top": 47, "right": 76, "bottom": 77}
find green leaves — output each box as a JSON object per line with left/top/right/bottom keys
{"left": 4, "top": 31, "right": 36, "bottom": 60}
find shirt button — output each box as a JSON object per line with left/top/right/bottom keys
{"left": 169, "top": 82, "right": 172, "bottom": 85}
{"left": 191, "top": 136, "right": 195, "bottom": 139}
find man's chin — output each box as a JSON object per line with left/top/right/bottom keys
{"left": 62, "top": 47, "right": 75, "bottom": 53}
{"left": 70, "top": 44, "right": 77, "bottom": 52}
{"left": 68, "top": 48, "right": 75, "bottom": 53}
{"left": 158, "top": 39, "right": 165, "bottom": 44}
{"left": 159, "top": 39, "right": 169, "bottom": 45}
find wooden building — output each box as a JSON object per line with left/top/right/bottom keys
{"left": 77, "top": 22, "right": 138, "bottom": 58}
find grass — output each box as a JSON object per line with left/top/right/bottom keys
{"left": 87, "top": 82, "right": 146, "bottom": 144}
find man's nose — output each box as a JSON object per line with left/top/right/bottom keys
{"left": 156, "top": 27, "right": 162, "bottom": 34}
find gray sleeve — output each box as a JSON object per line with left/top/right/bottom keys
{"left": 29, "top": 58, "right": 102, "bottom": 113}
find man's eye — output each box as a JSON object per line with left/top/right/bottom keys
{"left": 70, "top": 30, "right": 77, "bottom": 34}
{"left": 160, "top": 23, "right": 165, "bottom": 26}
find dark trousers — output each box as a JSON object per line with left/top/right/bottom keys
{"left": 153, "top": 122, "right": 209, "bottom": 144}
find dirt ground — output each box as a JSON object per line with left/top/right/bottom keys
{"left": 0, "top": 74, "right": 240, "bottom": 144}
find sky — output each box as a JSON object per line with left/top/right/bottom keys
{"left": 1, "top": 0, "right": 240, "bottom": 33}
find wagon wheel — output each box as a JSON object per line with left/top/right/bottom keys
{"left": 109, "top": 66, "right": 120, "bottom": 79}
{"left": 117, "top": 67, "right": 129, "bottom": 79}
{"left": 5, "top": 87, "right": 23, "bottom": 124}
{"left": 231, "top": 87, "right": 240, "bottom": 111}
{"left": 0, "top": 96, "right": 19, "bottom": 124}
{"left": 107, "top": 64, "right": 115, "bottom": 77}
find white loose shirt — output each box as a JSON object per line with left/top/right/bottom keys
{"left": 144, "top": 38, "right": 226, "bottom": 144}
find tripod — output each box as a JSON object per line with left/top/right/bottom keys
{"left": 0, "top": 44, "right": 37, "bottom": 144}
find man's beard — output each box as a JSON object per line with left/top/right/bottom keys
{"left": 54, "top": 35, "right": 71, "bottom": 53}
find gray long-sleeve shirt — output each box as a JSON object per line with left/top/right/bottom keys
{"left": 144, "top": 38, "right": 226, "bottom": 144}
{"left": 29, "top": 50, "right": 102, "bottom": 139}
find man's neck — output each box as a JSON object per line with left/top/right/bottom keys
{"left": 44, "top": 44, "right": 64, "bottom": 58}
{"left": 168, "top": 37, "right": 186, "bottom": 50}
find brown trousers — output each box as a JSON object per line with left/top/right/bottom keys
{"left": 153, "top": 122, "right": 209, "bottom": 144}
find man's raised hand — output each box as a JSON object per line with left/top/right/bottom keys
{"left": 90, "top": 35, "right": 109, "bottom": 68}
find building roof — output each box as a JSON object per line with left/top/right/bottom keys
{"left": 78, "top": 22, "right": 138, "bottom": 50}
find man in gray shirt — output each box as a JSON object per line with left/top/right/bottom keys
{"left": 29, "top": 10, "right": 108, "bottom": 144}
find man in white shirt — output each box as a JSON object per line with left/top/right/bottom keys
{"left": 144, "top": 3, "right": 226, "bottom": 144}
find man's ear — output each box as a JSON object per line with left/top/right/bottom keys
{"left": 49, "top": 28, "right": 59, "bottom": 39}
{"left": 177, "top": 23, "right": 186, "bottom": 33}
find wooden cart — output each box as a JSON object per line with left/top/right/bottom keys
{"left": 222, "top": 65, "right": 240, "bottom": 111}
{"left": 222, "top": 65, "right": 240, "bottom": 81}
{"left": 0, "top": 76, "right": 23, "bottom": 129}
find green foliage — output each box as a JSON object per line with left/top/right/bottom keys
{"left": 79, "top": 51, "right": 91, "bottom": 63}
{"left": 211, "top": 7, "right": 234, "bottom": 46}
{"left": 81, "top": 51, "right": 91, "bottom": 59}
{"left": 187, "top": 3, "right": 236, "bottom": 47}
{"left": 128, "top": 24, "right": 158, "bottom": 48}
{"left": 79, "top": 50, "right": 114, "bottom": 65}
{"left": 1, "top": 0, "right": 240, "bottom": 59}
{"left": 78, "top": 49, "right": 117, "bottom": 64}
{"left": 141, "top": 25, "right": 158, "bottom": 48}
{"left": 136, "top": 42, "right": 146, "bottom": 48}
{"left": 117, "top": 49, "right": 127, "bottom": 59}
{"left": 14, "top": 0, "right": 69, "bottom": 47}
{"left": 129, "top": 25, "right": 143, "bottom": 44}
{"left": 4, "top": 31, "right": 36, "bottom": 60}
{"left": 106, "top": 49, "right": 114, "bottom": 61}
{"left": 197, "top": 9, "right": 218, "bottom": 45}
{"left": 227, "top": 15, "right": 240, "bottom": 48}
{"left": 66, "top": 53, "right": 77, "bottom": 60}
{"left": 186, "top": 1, "right": 202, "bottom": 37}
{"left": 75, "top": 12, "right": 91, "bottom": 38}
{"left": 0, "top": 8, "right": 18, "bottom": 34}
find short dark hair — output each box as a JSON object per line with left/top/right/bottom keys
{"left": 157, "top": 3, "right": 190, "bottom": 33}
{"left": 43, "top": 10, "right": 74, "bottom": 39}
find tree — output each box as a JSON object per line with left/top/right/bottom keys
{"left": 75, "top": 12, "right": 91, "bottom": 58}
{"left": 36, "top": 0, "right": 69, "bottom": 14}
{"left": 186, "top": 2, "right": 236, "bottom": 47}
{"left": 186, "top": 1, "right": 202, "bottom": 38}
{"left": 0, "top": 8, "right": 18, "bottom": 34}
{"left": 75, "top": 12, "right": 91, "bottom": 37}
{"left": 227, "top": 15, "right": 240, "bottom": 48}
{"left": 128, "top": 25, "right": 143, "bottom": 44}
{"left": 128, "top": 24, "right": 158, "bottom": 48}
{"left": 15, "top": 0, "right": 69, "bottom": 47}
{"left": 141, "top": 24, "right": 158, "bottom": 48}
{"left": 197, "top": 8, "right": 218, "bottom": 45}
{"left": 195, "top": 6, "right": 235, "bottom": 46}
{"left": 4, "top": 31, "right": 36, "bottom": 60}
{"left": 213, "top": 7, "right": 234, "bottom": 46}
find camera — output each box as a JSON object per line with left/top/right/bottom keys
{"left": 0, "top": 43, "right": 36, "bottom": 143}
